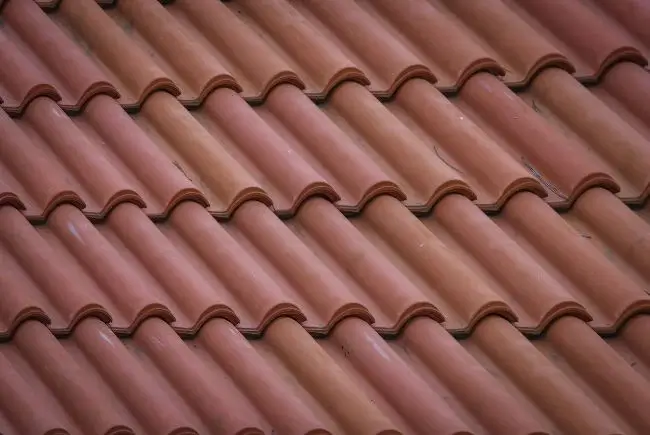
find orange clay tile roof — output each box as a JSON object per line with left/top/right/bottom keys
{"left": 1, "top": 0, "right": 650, "bottom": 433}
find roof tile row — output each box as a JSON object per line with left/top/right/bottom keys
{"left": 2, "top": 62, "right": 649, "bottom": 221}
{"left": 2, "top": 1, "right": 650, "bottom": 434}
{"left": 2, "top": 314, "right": 650, "bottom": 435}
{"left": 2, "top": 189, "right": 649, "bottom": 339}
{"left": 1, "top": 0, "right": 648, "bottom": 113}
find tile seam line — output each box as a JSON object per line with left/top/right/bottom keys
{"left": 2, "top": 311, "right": 647, "bottom": 343}
{"left": 4, "top": 61, "right": 644, "bottom": 118}
{"left": 13, "top": 191, "right": 646, "bottom": 226}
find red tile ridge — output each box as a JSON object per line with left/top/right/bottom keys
{"left": 264, "top": 83, "right": 406, "bottom": 211}
{"left": 20, "top": 96, "right": 147, "bottom": 220}
{"left": 115, "top": 0, "right": 241, "bottom": 105}
{"left": 138, "top": 91, "right": 273, "bottom": 218}
{"left": 0, "top": 351, "right": 73, "bottom": 434}
{"left": 0, "top": 31, "right": 63, "bottom": 113}
{"left": 0, "top": 205, "right": 112, "bottom": 339}
{"left": 574, "top": 187, "right": 650, "bottom": 283}
{"left": 545, "top": 315, "right": 650, "bottom": 432}
{"left": 1, "top": 92, "right": 212, "bottom": 221}
{"left": 315, "top": 66, "right": 371, "bottom": 101}
{"left": 49, "top": 204, "right": 182, "bottom": 335}
{"left": 230, "top": 200, "right": 376, "bottom": 334}
{"left": 228, "top": 0, "right": 372, "bottom": 98}
{"left": 6, "top": 313, "right": 650, "bottom": 434}
{"left": 82, "top": 95, "right": 210, "bottom": 217}
{"left": 0, "top": 191, "right": 25, "bottom": 212}
{"left": 166, "top": 0, "right": 307, "bottom": 102}
{"left": 168, "top": 201, "right": 309, "bottom": 335}
{"left": 530, "top": 67, "right": 650, "bottom": 203}
{"left": 200, "top": 87, "right": 340, "bottom": 217}
{"left": 393, "top": 78, "right": 546, "bottom": 210}
{"left": 600, "top": 61, "right": 650, "bottom": 140}
{"left": 106, "top": 202, "right": 242, "bottom": 335}
{"left": 459, "top": 71, "right": 621, "bottom": 207}
{"left": 264, "top": 317, "right": 400, "bottom": 434}
{"left": 428, "top": 194, "right": 591, "bottom": 333}
{"left": 1, "top": 0, "right": 120, "bottom": 115}
{"left": 295, "top": 197, "right": 445, "bottom": 332}
{"left": 503, "top": 191, "right": 650, "bottom": 333}
{"left": 472, "top": 314, "right": 626, "bottom": 433}
{"left": 0, "top": 30, "right": 64, "bottom": 114}
{"left": 430, "top": 0, "right": 574, "bottom": 88}
{"left": 12, "top": 189, "right": 650, "bottom": 339}
{"left": 157, "top": 317, "right": 324, "bottom": 434}
{"left": 75, "top": 318, "right": 203, "bottom": 435}
{"left": 0, "top": 104, "right": 88, "bottom": 218}
{"left": 55, "top": 0, "right": 182, "bottom": 110}
{"left": 454, "top": 55, "right": 507, "bottom": 90}
{"left": 516, "top": 52, "right": 577, "bottom": 87}
{"left": 364, "top": 195, "right": 519, "bottom": 333}
{"left": 401, "top": 316, "right": 548, "bottom": 434}
{"left": 513, "top": 0, "right": 648, "bottom": 80}
{"left": 11, "top": 320, "right": 139, "bottom": 435}
{"left": 595, "top": 0, "right": 650, "bottom": 49}
{"left": 292, "top": 0, "right": 438, "bottom": 97}
{"left": 12, "top": 0, "right": 650, "bottom": 117}
{"left": 364, "top": 0, "right": 506, "bottom": 90}
{"left": 328, "top": 81, "right": 475, "bottom": 212}
{"left": 332, "top": 317, "right": 472, "bottom": 434}
{"left": 192, "top": 318, "right": 336, "bottom": 434}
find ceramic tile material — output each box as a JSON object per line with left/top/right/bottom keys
{"left": 2, "top": 192, "right": 650, "bottom": 338}
{"left": 0, "top": 94, "right": 206, "bottom": 221}
{"left": 2, "top": 0, "right": 650, "bottom": 434}
{"left": 2, "top": 0, "right": 648, "bottom": 112}
{"left": 1, "top": 314, "right": 650, "bottom": 435}
{"left": 4, "top": 64, "right": 650, "bottom": 218}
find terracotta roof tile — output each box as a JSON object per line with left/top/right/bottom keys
{"left": 4, "top": 64, "right": 650, "bottom": 217}
{"left": 2, "top": 193, "right": 649, "bottom": 339}
{"left": 2, "top": 315, "right": 650, "bottom": 434}
{"left": 0, "top": 0, "right": 119, "bottom": 115}
{"left": 0, "top": 95, "right": 206, "bottom": 221}
{"left": 2, "top": 0, "right": 650, "bottom": 432}
{"left": 4, "top": 0, "right": 648, "bottom": 112}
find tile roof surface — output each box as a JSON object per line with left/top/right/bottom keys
{"left": 1, "top": 0, "right": 650, "bottom": 434}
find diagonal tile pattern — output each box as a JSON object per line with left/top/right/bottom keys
{"left": 2, "top": 0, "right": 649, "bottom": 112}
{"left": 2, "top": 315, "right": 650, "bottom": 435}
{"left": 1, "top": 0, "right": 650, "bottom": 433}
{"left": 4, "top": 64, "right": 650, "bottom": 219}
{"left": 2, "top": 192, "right": 649, "bottom": 339}
{"left": 0, "top": 94, "right": 206, "bottom": 220}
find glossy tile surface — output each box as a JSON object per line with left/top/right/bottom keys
{"left": 2, "top": 0, "right": 650, "bottom": 433}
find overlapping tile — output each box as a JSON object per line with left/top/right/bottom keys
{"left": 0, "top": 94, "right": 206, "bottom": 221}
{"left": 134, "top": 84, "right": 479, "bottom": 216}
{"left": 5, "top": 0, "right": 647, "bottom": 115}
{"left": 449, "top": 63, "right": 650, "bottom": 207}
{"left": 1, "top": 0, "right": 650, "bottom": 433}
{"left": 134, "top": 90, "right": 344, "bottom": 217}
{"left": 2, "top": 314, "right": 650, "bottom": 434}
{"left": 133, "top": 64, "right": 649, "bottom": 215}
{"left": 3, "top": 188, "right": 649, "bottom": 338}
{"left": 504, "top": 0, "right": 649, "bottom": 80}
{"left": 563, "top": 188, "right": 650, "bottom": 293}
{"left": 3, "top": 63, "right": 648, "bottom": 218}
{"left": 304, "top": 192, "right": 650, "bottom": 334}
{"left": 0, "top": 0, "right": 119, "bottom": 115}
